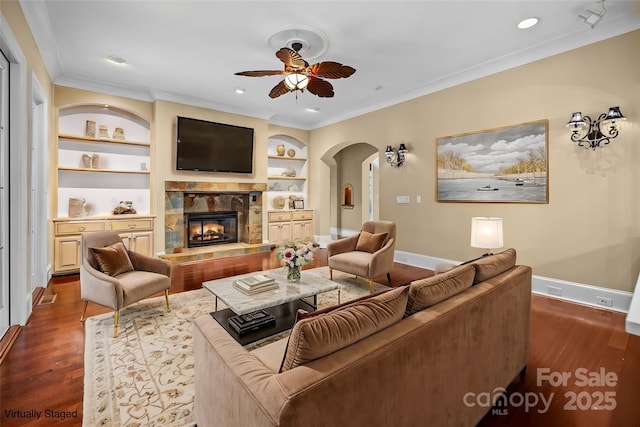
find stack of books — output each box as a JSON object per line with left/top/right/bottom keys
{"left": 229, "top": 310, "right": 276, "bottom": 335}
{"left": 232, "top": 274, "right": 278, "bottom": 295}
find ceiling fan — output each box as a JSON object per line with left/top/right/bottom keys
{"left": 235, "top": 42, "right": 356, "bottom": 98}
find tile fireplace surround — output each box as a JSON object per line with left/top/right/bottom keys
{"left": 164, "top": 181, "right": 267, "bottom": 258}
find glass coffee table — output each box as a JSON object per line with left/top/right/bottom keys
{"left": 203, "top": 268, "right": 340, "bottom": 345}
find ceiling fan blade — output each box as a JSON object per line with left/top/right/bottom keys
{"left": 234, "top": 70, "right": 286, "bottom": 77}
{"left": 276, "top": 47, "right": 307, "bottom": 70}
{"left": 309, "top": 62, "right": 356, "bottom": 79}
{"left": 268, "top": 80, "right": 291, "bottom": 98}
{"left": 307, "top": 76, "right": 334, "bottom": 98}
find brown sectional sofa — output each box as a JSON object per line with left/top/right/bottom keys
{"left": 193, "top": 248, "right": 531, "bottom": 427}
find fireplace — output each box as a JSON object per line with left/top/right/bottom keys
{"left": 186, "top": 211, "right": 238, "bottom": 248}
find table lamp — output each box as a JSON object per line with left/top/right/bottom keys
{"left": 470, "top": 217, "right": 504, "bottom": 256}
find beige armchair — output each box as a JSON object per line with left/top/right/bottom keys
{"left": 327, "top": 220, "right": 396, "bottom": 293}
{"left": 80, "top": 230, "right": 172, "bottom": 337}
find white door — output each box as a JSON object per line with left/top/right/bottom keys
{"left": 0, "top": 51, "right": 10, "bottom": 337}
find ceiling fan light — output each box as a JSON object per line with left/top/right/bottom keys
{"left": 284, "top": 74, "right": 309, "bottom": 90}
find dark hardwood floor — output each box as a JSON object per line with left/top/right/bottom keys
{"left": 1, "top": 249, "right": 639, "bottom": 426}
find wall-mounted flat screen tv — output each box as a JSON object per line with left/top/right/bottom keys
{"left": 176, "top": 116, "right": 254, "bottom": 173}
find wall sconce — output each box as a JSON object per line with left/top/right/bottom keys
{"left": 385, "top": 143, "right": 408, "bottom": 167}
{"left": 566, "top": 106, "right": 626, "bottom": 150}
{"left": 470, "top": 217, "right": 503, "bottom": 256}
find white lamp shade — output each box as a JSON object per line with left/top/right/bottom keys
{"left": 284, "top": 74, "right": 309, "bottom": 90}
{"left": 470, "top": 217, "right": 504, "bottom": 249}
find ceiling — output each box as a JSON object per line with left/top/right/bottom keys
{"left": 21, "top": 0, "right": 640, "bottom": 130}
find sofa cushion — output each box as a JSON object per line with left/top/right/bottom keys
{"left": 472, "top": 248, "right": 517, "bottom": 283}
{"left": 279, "top": 286, "right": 409, "bottom": 372}
{"left": 405, "top": 264, "right": 475, "bottom": 315}
{"left": 355, "top": 231, "right": 388, "bottom": 253}
{"left": 90, "top": 241, "right": 134, "bottom": 277}
{"left": 296, "top": 289, "right": 388, "bottom": 321}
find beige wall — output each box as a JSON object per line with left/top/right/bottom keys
{"left": 153, "top": 101, "right": 311, "bottom": 253}
{"left": 309, "top": 30, "right": 640, "bottom": 292}
{"left": 335, "top": 143, "right": 377, "bottom": 233}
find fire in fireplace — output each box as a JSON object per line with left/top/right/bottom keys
{"left": 186, "top": 211, "right": 238, "bottom": 248}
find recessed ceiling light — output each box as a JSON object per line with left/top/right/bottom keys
{"left": 235, "top": 87, "right": 245, "bottom": 94}
{"left": 305, "top": 107, "right": 320, "bottom": 113}
{"left": 517, "top": 17, "right": 539, "bottom": 29}
{"left": 107, "top": 55, "right": 127, "bottom": 65}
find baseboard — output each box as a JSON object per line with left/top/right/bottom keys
{"left": 314, "top": 235, "right": 332, "bottom": 249}
{"left": 394, "top": 250, "right": 632, "bottom": 313}
{"left": 531, "top": 276, "right": 631, "bottom": 313}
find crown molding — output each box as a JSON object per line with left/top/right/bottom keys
{"left": 310, "top": 15, "right": 640, "bottom": 130}
{"left": 19, "top": 0, "right": 63, "bottom": 79}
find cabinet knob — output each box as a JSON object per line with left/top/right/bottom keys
{"left": 78, "top": 226, "right": 86, "bottom": 231}
{"left": 128, "top": 224, "right": 136, "bottom": 229}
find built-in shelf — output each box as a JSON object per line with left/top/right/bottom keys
{"left": 267, "top": 135, "right": 309, "bottom": 212}
{"left": 267, "top": 155, "right": 306, "bottom": 162}
{"left": 267, "top": 176, "right": 306, "bottom": 180}
{"left": 59, "top": 166, "right": 151, "bottom": 174}
{"left": 58, "top": 133, "right": 150, "bottom": 146}
{"left": 56, "top": 105, "right": 151, "bottom": 217}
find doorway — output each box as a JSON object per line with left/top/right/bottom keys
{"left": 30, "top": 73, "right": 48, "bottom": 294}
{"left": 0, "top": 50, "right": 9, "bottom": 337}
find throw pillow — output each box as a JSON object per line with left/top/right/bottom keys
{"left": 90, "top": 241, "right": 134, "bottom": 277}
{"left": 472, "top": 248, "right": 516, "bottom": 283}
{"left": 405, "top": 264, "right": 475, "bottom": 315}
{"left": 279, "top": 286, "right": 409, "bottom": 372}
{"left": 355, "top": 231, "right": 388, "bottom": 253}
{"left": 295, "top": 289, "right": 389, "bottom": 322}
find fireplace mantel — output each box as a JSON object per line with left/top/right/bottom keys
{"left": 164, "top": 181, "right": 267, "bottom": 254}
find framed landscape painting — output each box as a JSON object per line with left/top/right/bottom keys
{"left": 436, "top": 120, "right": 549, "bottom": 203}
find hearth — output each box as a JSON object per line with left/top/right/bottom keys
{"left": 186, "top": 211, "right": 238, "bottom": 248}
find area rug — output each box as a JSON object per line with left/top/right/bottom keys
{"left": 83, "top": 267, "right": 388, "bottom": 427}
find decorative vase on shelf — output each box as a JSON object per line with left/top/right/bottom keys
{"left": 287, "top": 265, "right": 301, "bottom": 282}
{"left": 98, "top": 125, "right": 109, "bottom": 138}
{"left": 276, "top": 144, "right": 285, "bottom": 156}
{"left": 85, "top": 120, "right": 96, "bottom": 138}
{"left": 113, "top": 127, "right": 125, "bottom": 140}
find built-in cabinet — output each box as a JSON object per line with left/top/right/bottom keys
{"left": 267, "top": 210, "right": 314, "bottom": 246}
{"left": 267, "top": 135, "right": 314, "bottom": 244}
{"left": 54, "top": 105, "right": 154, "bottom": 274}
{"left": 52, "top": 216, "right": 155, "bottom": 274}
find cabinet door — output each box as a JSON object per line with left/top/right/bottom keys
{"left": 131, "top": 231, "right": 153, "bottom": 256}
{"left": 269, "top": 221, "right": 292, "bottom": 246}
{"left": 291, "top": 221, "right": 304, "bottom": 242}
{"left": 302, "top": 220, "right": 314, "bottom": 242}
{"left": 291, "top": 220, "right": 314, "bottom": 243}
{"left": 118, "top": 233, "right": 132, "bottom": 250}
{"left": 280, "top": 222, "right": 292, "bottom": 244}
{"left": 54, "top": 236, "right": 81, "bottom": 273}
{"left": 268, "top": 222, "right": 282, "bottom": 245}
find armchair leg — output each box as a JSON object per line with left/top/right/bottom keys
{"left": 368, "top": 280, "right": 373, "bottom": 294}
{"left": 113, "top": 311, "right": 119, "bottom": 338}
{"left": 387, "top": 273, "right": 391, "bottom": 284}
{"left": 165, "top": 289, "right": 171, "bottom": 312}
{"left": 80, "top": 300, "right": 89, "bottom": 322}
{"left": 329, "top": 268, "right": 333, "bottom": 280}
